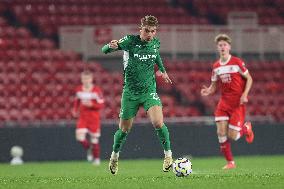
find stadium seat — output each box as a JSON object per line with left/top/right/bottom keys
{"left": 1, "top": 1, "right": 284, "bottom": 124}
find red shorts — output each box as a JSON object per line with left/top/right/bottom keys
{"left": 214, "top": 102, "right": 246, "bottom": 131}
{"left": 76, "top": 118, "right": 101, "bottom": 136}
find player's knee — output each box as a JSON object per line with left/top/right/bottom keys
{"left": 152, "top": 120, "right": 163, "bottom": 129}
{"left": 227, "top": 130, "right": 238, "bottom": 141}
{"left": 227, "top": 132, "right": 234, "bottom": 140}
{"left": 217, "top": 130, "right": 226, "bottom": 137}
{"left": 120, "top": 126, "right": 131, "bottom": 133}
{"left": 75, "top": 133, "right": 86, "bottom": 142}
{"left": 119, "top": 120, "right": 132, "bottom": 133}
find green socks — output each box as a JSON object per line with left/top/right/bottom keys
{"left": 112, "top": 124, "right": 171, "bottom": 154}
{"left": 113, "top": 129, "right": 128, "bottom": 153}
{"left": 155, "top": 124, "right": 171, "bottom": 151}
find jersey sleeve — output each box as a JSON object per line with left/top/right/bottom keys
{"left": 237, "top": 59, "right": 248, "bottom": 75}
{"left": 155, "top": 53, "right": 166, "bottom": 73}
{"left": 101, "top": 43, "right": 118, "bottom": 54}
{"left": 154, "top": 39, "right": 166, "bottom": 73}
{"left": 102, "top": 35, "right": 132, "bottom": 54}
{"left": 117, "top": 35, "right": 132, "bottom": 51}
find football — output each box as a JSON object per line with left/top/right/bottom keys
{"left": 10, "top": 146, "right": 24, "bottom": 158}
{"left": 172, "top": 158, "right": 192, "bottom": 177}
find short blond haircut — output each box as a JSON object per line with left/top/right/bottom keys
{"left": 215, "top": 34, "right": 232, "bottom": 45}
{"left": 81, "top": 70, "right": 93, "bottom": 77}
{"left": 141, "top": 15, "right": 158, "bottom": 28}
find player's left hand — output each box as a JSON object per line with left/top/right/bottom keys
{"left": 109, "top": 40, "right": 118, "bottom": 49}
{"left": 240, "top": 94, "right": 248, "bottom": 104}
{"left": 161, "top": 72, "right": 172, "bottom": 84}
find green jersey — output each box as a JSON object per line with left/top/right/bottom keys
{"left": 102, "top": 35, "right": 166, "bottom": 98}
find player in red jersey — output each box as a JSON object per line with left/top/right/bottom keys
{"left": 201, "top": 34, "right": 254, "bottom": 169}
{"left": 72, "top": 70, "right": 104, "bottom": 165}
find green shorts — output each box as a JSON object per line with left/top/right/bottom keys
{"left": 119, "top": 92, "right": 162, "bottom": 120}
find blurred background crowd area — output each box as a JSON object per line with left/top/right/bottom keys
{"left": 0, "top": 0, "right": 284, "bottom": 126}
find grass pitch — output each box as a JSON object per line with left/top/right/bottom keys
{"left": 0, "top": 155, "right": 283, "bottom": 189}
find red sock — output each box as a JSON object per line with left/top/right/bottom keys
{"left": 220, "top": 140, "right": 234, "bottom": 162}
{"left": 240, "top": 124, "right": 248, "bottom": 137}
{"left": 79, "top": 140, "right": 90, "bottom": 150}
{"left": 92, "top": 143, "right": 100, "bottom": 159}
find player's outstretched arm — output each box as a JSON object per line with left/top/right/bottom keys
{"left": 201, "top": 82, "right": 217, "bottom": 96}
{"left": 101, "top": 40, "right": 119, "bottom": 54}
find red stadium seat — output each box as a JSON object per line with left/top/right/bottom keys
{"left": 1, "top": 0, "right": 284, "bottom": 124}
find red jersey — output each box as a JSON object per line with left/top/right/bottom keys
{"left": 73, "top": 85, "right": 104, "bottom": 125}
{"left": 211, "top": 55, "right": 248, "bottom": 107}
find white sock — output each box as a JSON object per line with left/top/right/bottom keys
{"left": 164, "top": 150, "right": 172, "bottom": 157}
{"left": 111, "top": 151, "right": 119, "bottom": 159}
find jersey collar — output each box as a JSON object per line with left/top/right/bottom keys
{"left": 219, "top": 55, "right": 231, "bottom": 65}
{"left": 138, "top": 35, "right": 153, "bottom": 46}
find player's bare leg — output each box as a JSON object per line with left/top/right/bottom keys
{"left": 223, "top": 122, "right": 254, "bottom": 169}
{"left": 217, "top": 121, "right": 236, "bottom": 169}
{"left": 228, "top": 122, "right": 254, "bottom": 144}
{"left": 109, "top": 118, "right": 133, "bottom": 175}
{"left": 148, "top": 105, "right": 173, "bottom": 172}
{"left": 75, "top": 129, "right": 93, "bottom": 162}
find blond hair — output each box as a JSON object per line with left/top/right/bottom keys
{"left": 141, "top": 15, "right": 158, "bottom": 28}
{"left": 214, "top": 34, "right": 232, "bottom": 45}
{"left": 81, "top": 70, "right": 93, "bottom": 77}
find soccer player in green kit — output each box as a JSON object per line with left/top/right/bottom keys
{"left": 102, "top": 15, "right": 173, "bottom": 175}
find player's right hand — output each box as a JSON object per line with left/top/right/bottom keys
{"left": 240, "top": 93, "right": 248, "bottom": 104}
{"left": 200, "top": 85, "right": 210, "bottom": 96}
{"left": 109, "top": 40, "right": 118, "bottom": 49}
{"left": 161, "top": 72, "right": 172, "bottom": 84}
{"left": 71, "top": 109, "right": 78, "bottom": 117}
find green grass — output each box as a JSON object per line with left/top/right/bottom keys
{"left": 0, "top": 155, "right": 283, "bottom": 189}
